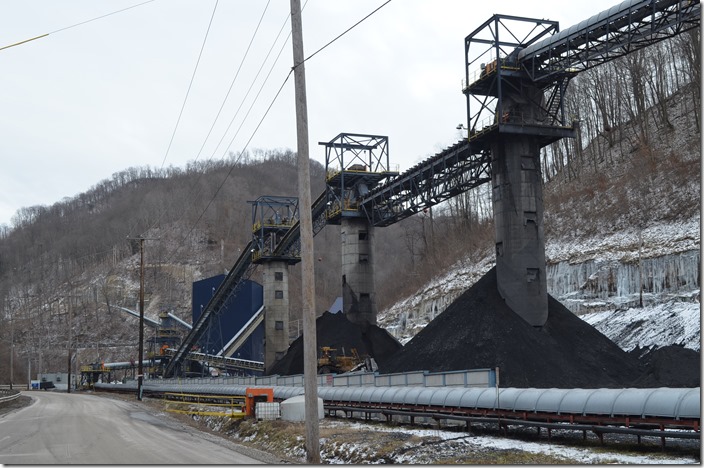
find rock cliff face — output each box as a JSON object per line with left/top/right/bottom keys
{"left": 378, "top": 218, "right": 700, "bottom": 349}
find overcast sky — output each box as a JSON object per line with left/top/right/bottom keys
{"left": 0, "top": 0, "right": 618, "bottom": 227}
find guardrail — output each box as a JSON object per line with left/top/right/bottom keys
{"left": 0, "top": 388, "right": 20, "bottom": 404}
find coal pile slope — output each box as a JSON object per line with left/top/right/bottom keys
{"left": 379, "top": 268, "right": 663, "bottom": 388}
{"left": 631, "top": 345, "right": 701, "bottom": 388}
{"left": 267, "top": 311, "right": 402, "bottom": 376}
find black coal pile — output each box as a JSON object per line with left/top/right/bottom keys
{"left": 267, "top": 311, "right": 402, "bottom": 376}
{"left": 630, "top": 345, "right": 701, "bottom": 388}
{"left": 378, "top": 267, "right": 699, "bottom": 388}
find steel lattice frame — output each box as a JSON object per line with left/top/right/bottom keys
{"left": 361, "top": 140, "right": 491, "bottom": 227}
{"left": 249, "top": 195, "right": 300, "bottom": 264}
{"left": 519, "top": 0, "right": 702, "bottom": 85}
{"left": 164, "top": 242, "right": 258, "bottom": 377}
{"left": 463, "top": 15, "right": 562, "bottom": 138}
{"left": 321, "top": 133, "right": 391, "bottom": 173}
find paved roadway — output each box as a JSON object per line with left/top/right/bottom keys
{"left": 0, "top": 391, "right": 267, "bottom": 464}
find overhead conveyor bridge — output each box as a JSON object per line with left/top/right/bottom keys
{"left": 163, "top": 348, "right": 263, "bottom": 373}
{"left": 360, "top": 138, "right": 491, "bottom": 227}
{"left": 518, "top": 0, "right": 701, "bottom": 84}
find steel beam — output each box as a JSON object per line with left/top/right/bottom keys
{"left": 519, "top": 0, "right": 701, "bottom": 83}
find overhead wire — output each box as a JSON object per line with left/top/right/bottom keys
{"left": 144, "top": 1, "right": 272, "bottom": 235}
{"left": 126, "top": 0, "right": 220, "bottom": 239}
{"left": 0, "top": 0, "right": 156, "bottom": 52}
{"left": 205, "top": 8, "right": 293, "bottom": 162}
{"left": 298, "top": 0, "right": 393, "bottom": 68}
{"left": 144, "top": 2, "right": 287, "bottom": 256}
{"left": 188, "top": 0, "right": 272, "bottom": 167}
{"left": 159, "top": 0, "right": 220, "bottom": 170}
{"left": 59, "top": 0, "right": 392, "bottom": 267}
{"left": 169, "top": 69, "right": 294, "bottom": 264}
{"left": 155, "top": 5, "right": 302, "bottom": 265}
{"left": 164, "top": 0, "right": 393, "bottom": 264}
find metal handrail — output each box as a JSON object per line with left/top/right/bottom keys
{"left": 0, "top": 388, "right": 20, "bottom": 403}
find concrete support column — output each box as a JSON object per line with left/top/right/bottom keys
{"left": 491, "top": 135, "right": 548, "bottom": 327}
{"left": 262, "top": 261, "right": 290, "bottom": 372}
{"left": 341, "top": 217, "right": 377, "bottom": 325}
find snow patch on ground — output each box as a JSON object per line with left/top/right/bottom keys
{"left": 321, "top": 420, "right": 699, "bottom": 464}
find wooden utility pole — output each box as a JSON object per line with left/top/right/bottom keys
{"left": 9, "top": 305, "right": 13, "bottom": 390}
{"left": 138, "top": 236, "right": 145, "bottom": 400}
{"left": 67, "top": 298, "right": 72, "bottom": 393}
{"left": 127, "top": 235, "right": 158, "bottom": 401}
{"left": 289, "top": 0, "right": 320, "bottom": 462}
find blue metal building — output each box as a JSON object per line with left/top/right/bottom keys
{"left": 191, "top": 276, "right": 264, "bottom": 362}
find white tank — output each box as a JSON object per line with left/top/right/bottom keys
{"left": 280, "top": 395, "right": 324, "bottom": 421}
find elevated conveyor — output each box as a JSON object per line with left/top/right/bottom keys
{"left": 519, "top": 0, "right": 701, "bottom": 84}
{"left": 166, "top": 0, "right": 701, "bottom": 371}
{"left": 164, "top": 240, "right": 258, "bottom": 377}
{"left": 163, "top": 348, "right": 263, "bottom": 373}
{"left": 218, "top": 306, "right": 265, "bottom": 359}
{"left": 272, "top": 189, "right": 330, "bottom": 258}
{"left": 165, "top": 190, "right": 329, "bottom": 377}
{"left": 361, "top": 139, "right": 491, "bottom": 227}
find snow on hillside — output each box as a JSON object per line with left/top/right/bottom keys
{"left": 546, "top": 216, "right": 700, "bottom": 264}
{"left": 378, "top": 218, "right": 701, "bottom": 350}
{"left": 581, "top": 300, "right": 701, "bottom": 351}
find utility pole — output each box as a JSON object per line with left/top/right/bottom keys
{"left": 67, "top": 297, "right": 72, "bottom": 393}
{"left": 9, "top": 307, "right": 13, "bottom": 391}
{"left": 127, "top": 235, "right": 158, "bottom": 401}
{"left": 289, "top": 0, "right": 320, "bottom": 462}
{"left": 63, "top": 292, "right": 81, "bottom": 393}
{"left": 138, "top": 237, "right": 144, "bottom": 400}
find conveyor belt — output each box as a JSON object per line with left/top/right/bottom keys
{"left": 164, "top": 240, "right": 258, "bottom": 376}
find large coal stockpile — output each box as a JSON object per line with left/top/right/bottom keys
{"left": 267, "top": 311, "right": 402, "bottom": 376}
{"left": 630, "top": 344, "right": 701, "bottom": 388}
{"left": 379, "top": 267, "right": 674, "bottom": 389}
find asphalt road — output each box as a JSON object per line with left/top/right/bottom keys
{"left": 0, "top": 391, "right": 267, "bottom": 464}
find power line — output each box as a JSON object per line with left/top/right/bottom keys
{"left": 163, "top": 70, "right": 294, "bottom": 266}
{"left": 0, "top": 0, "right": 156, "bottom": 52}
{"left": 300, "top": 0, "right": 393, "bottom": 67}
{"left": 206, "top": 9, "right": 293, "bottom": 161}
{"left": 159, "top": 0, "right": 220, "bottom": 170}
{"left": 189, "top": 0, "right": 272, "bottom": 166}
{"left": 133, "top": 0, "right": 392, "bottom": 265}
{"left": 144, "top": 1, "right": 273, "bottom": 235}
{"left": 164, "top": 0, "right": 395, "bottom": 264}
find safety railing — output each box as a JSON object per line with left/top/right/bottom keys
{"left": 463, "top": 57, "right": 522, "bottom": 91}
{"left": 156, "top": 368, "right": 497, "bottom": 389}
{"left": 0, "top": 388, "right": 20, "bottom": 403}
{"left": 326, "top": 199, "right": 359, "bottom": 220}
{"left": 252, "top": 220, "right": 296, "bottom": 233}
{"left": 163, "top": 392, "right": 246, "bottom": 418}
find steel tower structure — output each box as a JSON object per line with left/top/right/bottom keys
{"left": 462, "top": 0, "right": 700, "bottom": 326}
